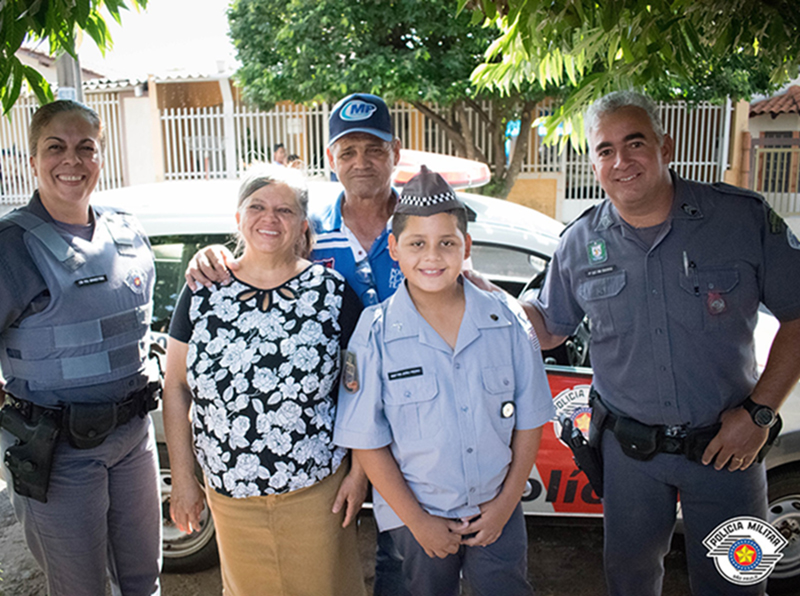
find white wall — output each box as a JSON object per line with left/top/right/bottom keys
{"left": 121, "top": 96, "right": 158, "bottom": 185}
{"left": 749, "top": 113, "right": 800, "bottom": 136}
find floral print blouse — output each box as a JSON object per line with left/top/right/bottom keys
{"left": 169, "top": 264, "right": 360, "bottom": 498}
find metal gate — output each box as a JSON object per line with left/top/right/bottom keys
{"left": 561, "top": 99, "right": 733, "bottom": 222}
{"left": 750, "top": 137, "right": 800, "bottom": 216}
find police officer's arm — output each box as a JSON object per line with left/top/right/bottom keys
{"left": 521, "top": 302, "right": 568, "bottom": 350}
{"left": 354, "top": 447, "right": 467, "bottom": 559}
{"left": 458, "top": 427, "right": 543, "bottom": 548}
{"left": 461, "top": 270, "right": 568, "bottom": 350}
{"left": 703, "top": 317, "right": 800, "bottom": 471}
{"left": 162, "top": 337, "right": 206, "bottom": 534}
{"left": 184, "top": 245, "right": 238, "bottom": 291}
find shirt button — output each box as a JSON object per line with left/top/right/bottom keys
{"left": 652, "top": 289, "right": 658, "bottom": 295}
{"left": 469, "top": 488, "right": 476, "bottom": 494}
{"left": 503, "top": 379, "right": 510, "bottom": 386}
{"left": 467, "top": 448, "right": 473, "bottom": 453}
{"left": 455, "top": 363, "right": 461, "bottom": 370}
{"left": 461, "top": 407, "right": 469, "bottom": 413}
{"left": 404, "top": 391, "right": 411, "bottom": 398}
{"left": 655, "top": 328, "right": 663, "bottom": 334}
{"left": 664, "top": 401, "right": 672, "bottom": 406}
{"left": 660, "top": 366, "right": 667, "bottom": 372}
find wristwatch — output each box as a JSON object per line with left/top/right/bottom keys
{"left": 741, "top": 397, "right": 778, "bottom": 428}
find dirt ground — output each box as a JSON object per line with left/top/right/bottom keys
{"left": 0, "top": 484, "right": 695, "bottom": 596}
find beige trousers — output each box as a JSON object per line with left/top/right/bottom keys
{"left": 206, "top": 459, "right": 366, "bottom": 596}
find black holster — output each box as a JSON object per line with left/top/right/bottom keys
{"left": 0, "top": 405, "right": 60, "bottom": 503}
{"left": 560, "top": 415, "right": 604, "bottom": 499}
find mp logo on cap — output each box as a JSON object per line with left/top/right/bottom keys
{"left": 340, "top": 100, "right": 377, "bottom": 121}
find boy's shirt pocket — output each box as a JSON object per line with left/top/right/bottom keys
{"left": 384, "top": 372, "right": 441, "bottom": 442}
{"left": 481, "top": 365, "right": 517, "bottom": 437}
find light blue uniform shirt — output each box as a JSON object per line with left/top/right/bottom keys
{"left": 334, "top": 278, "right": 555, "bottom": 532}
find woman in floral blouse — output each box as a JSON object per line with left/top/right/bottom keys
{"left": 163, "top": 164, "right": 366, "bottom": 596}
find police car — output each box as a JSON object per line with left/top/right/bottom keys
{"left": 97, "top": 179, "right": 800, "bottom": 591}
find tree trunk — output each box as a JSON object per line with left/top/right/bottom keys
{"left": 454, "top": 101, "right": 478, "bottom": 161}
{"left": 409, "top": 101, "right": 468, "bottom": 157}
{"left": 496, "top": 101, "right": 535, "bottom": 200}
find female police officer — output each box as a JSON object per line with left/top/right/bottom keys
{"left": 0, "top": 101, "right": 161, "bottom": 596}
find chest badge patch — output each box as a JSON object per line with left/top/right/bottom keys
{"left": 587, "top": 239, "right": 608, "bottom": 264}
{"left": 501, "top": 401, "right": 515, "bottom": 419}
{"left": 343, "top": 351, "right": 359, "bottom": 393}
{"left": 707, "top": 292, "right": 727, "bottom": 315}
{"left": 125, "top": 268, "right": 147, "bottom": 294}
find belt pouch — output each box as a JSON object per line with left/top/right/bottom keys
{"left": 66, "top": 403, "right": 117, "bottom": 449}
{"left": 1, "top": 406, "right": 60, "bottom": 503}
{"left": 613, "top": 417, "right": 661, "bottom": 461}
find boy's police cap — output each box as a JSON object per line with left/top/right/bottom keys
{"left": 329, "top": 93, "right": 393, "bottom": 146}
{"left": 395, "top": 165, "right": 467, "bottom": 217}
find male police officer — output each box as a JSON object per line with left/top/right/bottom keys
{"left": 188, "top": 92, "right": 406, "bottom": 596}
{"left": 524, "top": 91, "right": 800, "bottom": 595}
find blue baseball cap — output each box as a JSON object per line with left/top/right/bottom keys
{"left": 328, "top": 93, "right": 393, "bottom": 146}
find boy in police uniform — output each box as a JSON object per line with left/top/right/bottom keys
{"left": 334, "top": 166, "right": 554, "bottom": 596}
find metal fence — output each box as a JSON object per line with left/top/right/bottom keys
{"left": 750, "top": 137, "right": 800, "bottom": 216}
{"left": 0, "top": 92, "right": 126, "bottom": 205}
{"left": 561, "top": 100, "right": 732, "bottom": 216}
{"left": 161, "top": 98, "right": 564, "bottom": 182}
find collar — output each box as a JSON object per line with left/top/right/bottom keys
{"left": 29, "top": 190, "right": 97, "bottom": 227}
{"left": 591, "top": 169, "right": 702, "bottom": 232}
{"left": 315, "top": 189, "right": 399, "bottom": 234}
{"left": 383, "top": 277, "right": 513, "bottom": 354}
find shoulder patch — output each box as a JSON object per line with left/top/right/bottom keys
{"left": 342, "top": 350, "right": 359, "bottom": 393}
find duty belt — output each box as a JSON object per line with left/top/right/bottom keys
{"left": 590, "top": 389, "right": 781, "bottom": 464}
{"left": 3, "top": 384, "right": 158, "bottom": 450}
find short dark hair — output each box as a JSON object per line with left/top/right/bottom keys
{"left": 273, "top": 143, "right": 285, "bottom": 153}
{"left": 391, "top": 208, "right": 468, "bottom": 239}
{"left": 29, "top": 100, "right": 105, "bottom": 157}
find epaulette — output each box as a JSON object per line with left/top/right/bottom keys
{"left": 709, "top": 182, "right": 765, "bottom": 202}
{"left": 0, "top": 208, "right": 23, "bottom": 233}
{"left": 349, "top": 303, "right": 384, "bottom": 347}
{"left": 559, "top": 203, "right": 602, "bottom": 237}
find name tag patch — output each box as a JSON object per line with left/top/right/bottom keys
{"left": 388, "top": 367, "right": 423, "bottom": 381}
{"left": 586, "top": 265, "right": 617, "bottom": 278}
{"left": 75, "top": 274, "right": 108, "bottom": 287}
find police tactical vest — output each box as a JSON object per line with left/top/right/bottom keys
{"left": 0, "top": 207, "right": 154, "bottom": 395}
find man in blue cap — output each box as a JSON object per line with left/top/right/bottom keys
{"left": 186, "top": 92, "right": 407, "bottom": 596}
{"left": 311, "top": 93, "right": 404, "bottom": 307}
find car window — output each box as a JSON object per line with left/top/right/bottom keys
{"left": 470, "top": 243, "right": 548, "bottom": 296}
{"left": 150, "top": 234, "right": 234, "bottom": 332}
